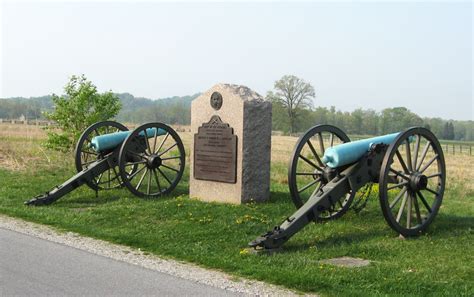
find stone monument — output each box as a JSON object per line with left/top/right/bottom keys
{"left": 190, "top": 83, "right": 272, "bottom": 204}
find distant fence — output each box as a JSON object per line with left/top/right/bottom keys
{"left": 0, "top": 118, "right": 55, "bottom": 126}
{"left": 441, "top": 143, "right": 473, "bottom": 156}
{"left": 0, "top": 118, "right": 191, "bottom": 133}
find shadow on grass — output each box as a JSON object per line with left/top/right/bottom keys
{"left": 56, "top": 194, "right": 121, "bottom": 207}
{"left": 266, "top": 190, "right": 292, "bottom": 204}
{"left": 429, "top": 214, "right": 474, "bottom": 236}
{"left": 249, "top": 194, "right": 474, "bottom": 254}
{"left": 55, "top": 182, "right": 191, "bottom": 208}
{"left": 272, "top": 214, "right": 474, "bottom": 254}
{"left": 278, "top": 229, "right": 389, "bottom": 254}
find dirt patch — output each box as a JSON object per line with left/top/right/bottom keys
{"left": 319, "top": 257, "right": 371, "bottom": 268}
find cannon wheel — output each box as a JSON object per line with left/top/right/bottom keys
{"left": 379, "top": 127, "right": 446, "bottom": 237}
{"left": 288, "top": 124, "right": 355, "bottom": 220}
{"left": 75, "top": 121, "right": 128, "bottom": 191}
{"left": 118, "top": 122, "right": 185, "bottom": 198}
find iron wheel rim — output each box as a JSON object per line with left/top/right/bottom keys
{"left": 118, "top": 122, "right": 185, "bottom": 198}
{"left": 74, "top": 121, "right": 128, "bottom": 191}
{"left": 288, "top": 124, "right": 354, "bottom": 220}
{"left": 379, "top": 127, "right": 446, "bottom": 236}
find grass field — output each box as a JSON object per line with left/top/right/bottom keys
{"left": 0, "top": 123, "right": 473, "bottom": 296}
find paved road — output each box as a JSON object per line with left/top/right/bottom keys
{"left": 0, "top": 228, "right": 238, "bottom": 296}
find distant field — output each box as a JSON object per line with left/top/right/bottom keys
{"left": 0, "top": 123, "right": 473, "bottom": 296}
{"left": 1, "top": 122, "right": 472, "bottom": 154}
{"left": 438, "top": 139, "right": 474, "bottom": 145}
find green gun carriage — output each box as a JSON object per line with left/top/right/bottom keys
{"left": 250, "top": 125, "right": 446, "bottom": 250}
{"left": 26, "top": 121, "right": 185, "bottom": 205}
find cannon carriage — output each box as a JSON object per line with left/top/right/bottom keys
{"left": 26, "top": 121, "right": 185, "bottom": 205}
{"left": 250, "top": 125, "right": 446, "bottom": 250}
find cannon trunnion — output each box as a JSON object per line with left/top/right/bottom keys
{"left": 250, "top": 125, "right": 446, "bottom": 250}
{"left": 26, "top": 121, "right": 185, "bottom": 206}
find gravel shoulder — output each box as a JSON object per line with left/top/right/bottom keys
{"left": 0, "top": 214, "right": 313, "bottom": 296}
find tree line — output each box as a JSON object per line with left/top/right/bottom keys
{"left": 1, "top": 75, "right": 472, "bottom": 142}
{"left": 0, "top": 92, "right": 196, "bottom": 126}
{"left": 272, "top": 103, "right": 473, "bottom": 141}
{"left": 269, "top": 75, "right": 473, "bottom": 141}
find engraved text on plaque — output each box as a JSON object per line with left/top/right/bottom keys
{"left": 194, "top": 115, "right": 237, "bottom": 183}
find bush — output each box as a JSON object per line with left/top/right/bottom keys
{"left": 43, "top": 75, "right": 121, "bottom": 152}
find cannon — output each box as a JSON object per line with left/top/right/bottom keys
{"left": 250, "top": 125, "right": 446, "bottom": 250}
{"left": 25, "top": 121, "right": 185, "bottom": 206}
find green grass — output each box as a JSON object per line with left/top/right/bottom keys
{"left": 0, "top": 163, "right": 473, "bottom": 296}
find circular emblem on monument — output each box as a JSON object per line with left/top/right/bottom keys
{"left": 210, "top": 92, "right": 223, "bottom": 111}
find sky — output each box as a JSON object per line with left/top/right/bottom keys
{"left": 0, "top": 1, "right": 472, "bottom": 120}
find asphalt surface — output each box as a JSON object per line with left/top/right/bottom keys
{"left": 0, "top": 228, "right": 239, "bottom": 296}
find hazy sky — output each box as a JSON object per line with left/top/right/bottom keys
{"left": 1, "top": 1, "right": 472, "bottom": 120}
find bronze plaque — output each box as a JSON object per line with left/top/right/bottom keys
{"left": 194, "top": 115, "right": 237, "bottom": 183}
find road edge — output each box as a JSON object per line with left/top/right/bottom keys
{"left": 0, "top": 214, "right": 316, "bottom": 297}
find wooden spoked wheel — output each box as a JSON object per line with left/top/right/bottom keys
{"left": 288, "top": 124, "right": 354, "bottom": 220}
{"left": 118, "top": 122, "right": 185, "bottom": 198}
{"left": 379, "top": 127, "right": 446, "bottom": 236}
{"left": 75, "top": 121, "right": 128, "bottom": 191}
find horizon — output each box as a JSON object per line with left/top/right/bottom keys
{"left": 2, "top": 89, "right": 471, "bottom": 123}
{"left": 1, "top": 1, "right": 472, "bottom": 120}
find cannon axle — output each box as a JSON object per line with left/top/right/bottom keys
{"left": 409, "top": 173, "right": 428, "bottom": 191}
{"left": 146, "top": 154, "right": 163, "bottom": 169}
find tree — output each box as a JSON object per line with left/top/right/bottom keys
{"left": 379, "top": 107, "right": 423, "bottom": 134}
{"left": 349, "top": 108, "right": 364, "bottom": 135}
{"left": 271, "top": 101, "right": 291, "bottom": 133}
{"left": 442, "top": 121, "right": 455, "bottom": 140}
{"left": 425, "top": 117, "right": 444, "bottom": 139}
{"left": 267, "top": 75, "right": 315, "bottom": 134}
{"left": 313, "top": 106, "right": 329, "bottom": 126}
{"left": 442, "top": 122, "right": 450, "bottom": 139}
{"left": 361, "top": 109, "right": 379, "bottom": 135}
{"left": 44, "top": 75, "right": 122, "bottom": 151}
{"left": 448, "top": 122, "right": 455, "bottom": 140}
